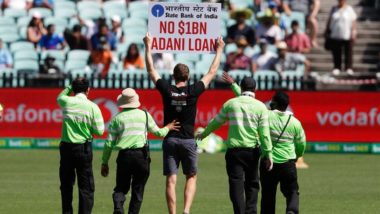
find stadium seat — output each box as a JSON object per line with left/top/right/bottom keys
{"left": 104, "top": 7, "right": 128, "bottom": 19}
{"left": 18, "top": 27, "right": 27, "bottom": 40}
{"left": 54, "top": 1, "right": 76, "bottom": 10}
{"left": 129, "top": 11, "right": 148, "bottom": 20}
{"left": 79, "top": 9, "right": 103, "bottom": 21}
{"left": 0, "top": 26, "right": 18, "bottom": 34}
{"left": 17, "top": 16, "right": 31, "bottom": 27}
{"left": 41, "top": 50, "right": 66, "bottom": 61}
{"left": 228, "top": 69, "right": 253, "bottom": 80}
{"left": 122, "top": 18, "right": 147, "bottom": 29}
{"left": 55, "top": 8, "right": 77, "bottom": 18}
{"left": 67, "top": 50, "right": 90, "bottom": 61}
{"left": 4, "top": 9, "right": 27, "bottom": 18}
{"left": 44, "top": 17, "right": 68, "bottom": 28}
{"left": 195, "top": 60, "right": 211, "bottom": 73}
{"left": 77, "top": 1, "right": 101, "bottom": 11}
{"left": 28, "top": 8, "right": 53, "bottom": 18}
{"left": 281, "top": 12, "right": 306, "bottom": 32}
{"left": 0, "top": 33, "right": 20, "bottom": 43}
{"left": 128, "top": 1, "right": 149, "bottom": 12}
{"left": 10, "top": 41, "right": 35, "bottom": 53}
{"left": 281, "top": 71, "right": 303, "bottom": 90}
{"left": 70, "top": 68, "right": 92, "bottom": 78}
{"left": 0, "top": 17, "right": 15, "bottom": 26}
{"left": 14, "top": 60, "right": 39, "bottom": 74}
{"left": 225, "top": 43, "right": 238, "bottom": 54}
{"left": 230, "top": 0, "right": 254, "bottom": 9}
{"left": 123, "top": 27, "right": 146, "bottom": 37}
{"left": 175, "top": 53, "right": 200, "bottom": 63}
{"left": 14, "top": 50, "right": 39, "bottom": 61}
{"left": 65, "top": 60, "right": 88, "bottom": 73}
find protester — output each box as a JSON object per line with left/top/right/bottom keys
{"left": 64, "top": 25, "right": 90, "bottom": 50}
{"left": 144, "top": 32, "right": 224, "bottom": 214}
{"left": 260, "top": 91, "right": 306, "bottom": 214}
{"left": 227, "top": 9, "right": 256, "bottom": 46}
{"left": 224, "top": 36, "right": 251, "bottom": 72}
{"left": 285, "top": 20, "right": 311, "bottom": 54}
{"left": 0, "top": 39, "right": 13, "bottom": 69}
{"left": 123, "top": 43, "right": 144, "bottom": 70}
{"left": 256, "top": 9, "right": 282, "bottom": 45}
{"left": 198, "top": 74, "right": 273, "bottom": 214}
{"left": 251, "top": 38, "right": 276, "bottom": 72}
{"left": 101, "top": 88, "right": 180, "bottom": 214}
{"left": 27, "top": 12, "right": 46, "bottom": 48}
{"left": 57, "top": 77, "right": 104, "bottom": 214}
{"left": 283, "top": 0, "right": 320, "bottom": 47}
{"left": 39, "top": 24, "right": 66, "bottom": 50}
{"left": 90, "top": 36, "right": 114, "bottom": 78}
{"left": 91, "top": 24, "right": 117, "bottom": 51}
{"left": 325, "top": 0, "right": 357, "bottom": 75}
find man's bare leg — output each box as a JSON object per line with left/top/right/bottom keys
{"left": 183, "top": 174, "right": 197, "bottom": 214}
{"left": 166, "top": 175, "right": 177, "bottom": 214}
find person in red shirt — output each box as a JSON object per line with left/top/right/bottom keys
{"left": 285, "top": 20, "right": 311, "bottom": 54}
{"left": 90, "top": 36, "right": 113, "bottom": 78}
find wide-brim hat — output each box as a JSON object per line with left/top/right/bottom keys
{"left": 231, "top": 9, "right": 253, "bottom": 20}
{"left": 257, "top": 9, "right": 279, "bottom": 22}
{"left": 117, "top": 88, "right": 141, "bottom": 108}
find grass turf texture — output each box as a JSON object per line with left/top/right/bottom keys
{"left": 0, "top": 150, "right": 379, "bottom": 213}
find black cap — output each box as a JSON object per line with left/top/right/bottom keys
{"left": 240, "top": 77, "right": 256, "bottom": 92}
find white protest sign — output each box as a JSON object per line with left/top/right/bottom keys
{"left": 148, "top": 2, "right": 221, "bottom": 54}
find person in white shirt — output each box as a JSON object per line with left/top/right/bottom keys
{"left": 256, "top": 9, "right": 282, "bottom": 45}
{"left": 251, "top": 38, "right": 276, "bottom": 73}
{"left": 325, "top": 0, "right": 357, "bottom": 75}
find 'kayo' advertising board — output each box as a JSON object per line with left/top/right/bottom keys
{"left": 148, "top": 2, "right": 221, "bottom": 53}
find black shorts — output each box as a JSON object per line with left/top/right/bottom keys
{"left": 162, "top": 137, "right": 198, "bottom": 176}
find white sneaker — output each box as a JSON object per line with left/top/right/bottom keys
{"left": 346, "top": 69, "right": 354, "bottom": 75}
{"left": 332, "top": 69, "right": 340, "bottom": 75}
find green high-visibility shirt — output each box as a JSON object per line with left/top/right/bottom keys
{"left": 201, "top": 86, "right": 273, "bottom": 160}
{"left": 102, "top": 108, "right": 169, "bottom": 165}
{"left": 57, "top": 86, "right": 105, "bottom": 143}
{"left": 230, "top": 83, "right": 306, "bottom": 163}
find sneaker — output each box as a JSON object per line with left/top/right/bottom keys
{"left": 346, "top": 69, "right": 354, "bottom": 75}
{"left": 332, "top": 69, "right": 340, "bottom": 75}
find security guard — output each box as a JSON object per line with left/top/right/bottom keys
{"left": 224, "top": 72, "right": 306, "bottom": 214}
{"left": 57, "top": 77, "right": 105, "bottom": 214}
{"left": 101, "top": 88, "right": 180, "bottom": 214}
{"left": 198, "top": 77, "right": 273, "bottom": 214}
{"left": 260, "top": 91, "right": 306, "bottom": 214}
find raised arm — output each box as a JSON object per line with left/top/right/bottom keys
{"left": 200, "top": 37, "right": 225, "bottom": 88}
{"left": 143, "top": 32, "right": 161, "bottom": 84}
{"left": 222, "top": 71, "right": 241, "bottom": 96}
{"left": 57, "top": 85, "right": 72, "bottom": 107}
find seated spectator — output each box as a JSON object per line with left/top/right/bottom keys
{"left": 153, "top": 53, "right": 175, "bottom": 71}
{"left": 39, "top": 24, "right": 66, "bottom": 50}
{"left": 78, "top": 16, "right": 107, "bottom": 40}
{"left": 3, "top": 0, "right": 33, "bottom": 10}
{"left": 251, "top": 38, "right": 276, "bottom": 72}
{"left": 123, "top": 43, "right": 144, "bottom": 70}
{"left": 64, "top": 25, "right": 90, "bottom": 50}
{"left": 224, "top": 36, "right": 251, "bottom": 72}
{"left": 91, "top": 24, "right": 117, "bottom": 51}
{"left": 0, "top": 38, "right": 13, "bottom": 69}
{"left": 39, "top": 55, "right": 62, "bottom": 75}
{"left": 271, "top": 41, "right": 310, "bottom": 75}
{"left": 268, "top": 1, "right": 288, "bottom": 34}
{"left": 33, "top": 0, "right": 53, "bottom": 9}
{"left": 227, "top": 9, "right": 256, "bottom": 46}
{"left": 111, "top": 15, "right": 124, "bottom": 43}
{"left": 282, "top": 0, "right": 320, "bottom": 47}
{"left": 285, "top": 20, "right": 311, "bottom": 54}
{"left": 27, "top": 12, "right": 46, "bottom": 48}
{"left": 91, "top": 36, "right": 114, "bottom": 78}
{"left": 256, "top": 9, "right": 282, "bottom": 44}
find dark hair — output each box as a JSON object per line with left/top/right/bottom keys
{"left": 173, "top": 63, "right": 190, "bottom": 82}
{"left": 291, "top": 20, "right": 299, "bottom": 27}
{"left": 28, "top": 17, "right": 42, "bottom": 28}
{"left": 240, "top": 77, "right": 256, "bottom": 92}
{"left": 126, "top": 43, "right": 140, "bottom": 61}
{"left": 47, "top": 24, "right": 55, "bottom": 31}
{"left": 270, "top": 91, "right": 289, "bottom": 111}
{"left": 72, "top": 77, "right": 89, "bottom": 94}
{"left": 73, "top": 24, "right": 82, "bottom": 33}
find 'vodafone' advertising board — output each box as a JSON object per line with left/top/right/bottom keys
{"left": 148, "top": 2, "right": 221, "bottom": 53}
{"left": 1, "top": 89, "right": 380, "bottom": 143}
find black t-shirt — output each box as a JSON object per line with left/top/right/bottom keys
{"left": 156, "top": 79, "right": 205, "bottom": 139}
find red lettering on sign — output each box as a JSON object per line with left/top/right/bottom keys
{"left": 159, "top": 21, "right": 175, "bottom": 34}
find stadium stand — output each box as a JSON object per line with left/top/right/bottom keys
{"left": 0, "top": 0, "right": 378, "bottom": 90}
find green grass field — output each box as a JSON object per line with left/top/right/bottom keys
{"left": 0, "top": 150, "right": 379, "bottom": 214}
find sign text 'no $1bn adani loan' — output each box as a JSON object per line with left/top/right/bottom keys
{"left": 148, "top": 2, "right": 221, "bottom": 54}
